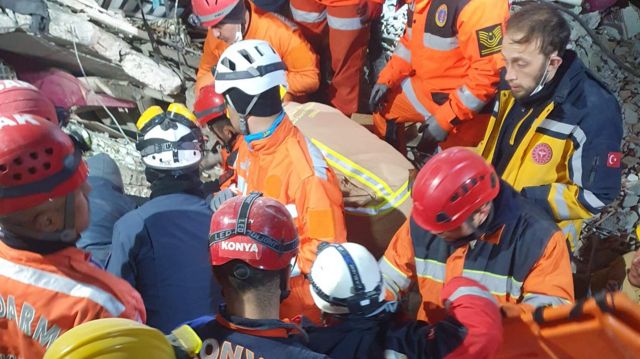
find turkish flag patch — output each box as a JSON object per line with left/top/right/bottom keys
{"left": 607, "top": 152, "right": 622, "bottom": 168}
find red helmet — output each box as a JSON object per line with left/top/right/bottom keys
{"left": 209, "top": 192, "right": 299, "bottom": 271}
{"left": 194, "top": 85, "right": 226, "bottom": 127}
{"left": 190, "top": 0, "right": 240, "bottom": 28}
{"left": 411, "top": 147, "right": 500, "bottom": 233}
{"left": 0, "top": 114, "right": 88, "bottom": 215}
{"left": 0, "top": 80, "right": 58, "bottom": 125}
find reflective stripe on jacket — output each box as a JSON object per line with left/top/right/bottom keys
{"left": 380, "top": 182, "right": 574, "bottom": 321}
{"left": 0, "top": 242, "right": 145, "bottom": 358}
{"left": 476, "top": 51, "right": 623, "bottom": 249}
{"left": 378, "top": 0, "right": 508, "bottom": 131}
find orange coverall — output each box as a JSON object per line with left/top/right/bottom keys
{"left": 0, "top": 242, "right": 146, "bottom": 358}
{"left": 234, "top": 115, "right": 347, "bottom": 322}
{"left": 289, "top": 0, "right": 381, "bottom": 116}
{"left": 196, "top": 1, "right": 320, "bottom": 99}
{"left": 373, "top": 0, "right": 509, "bottom": 150}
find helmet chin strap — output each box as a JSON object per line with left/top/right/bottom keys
{"left": 225, "top": 94, "right": 260, "bottom": 136}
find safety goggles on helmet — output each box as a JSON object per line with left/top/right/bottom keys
{"left": 136, "top": 104, "right": 199, "bottom": 135}
{"left": 135, "top": 104, "right": 203, "bottom": 171}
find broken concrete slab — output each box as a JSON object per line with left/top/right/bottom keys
{"left": 0, "top": 3, "right": 182, "bottom": 95}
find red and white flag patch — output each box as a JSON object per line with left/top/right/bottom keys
{"left": 607, "top": 152, "right": 622, "bottom": 168}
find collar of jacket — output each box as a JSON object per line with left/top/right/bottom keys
{"left": 216, "top": 306, "right": 307, "bottom": 339}
{"left": 244, "top": 113, "right": 293, "bottom": 154}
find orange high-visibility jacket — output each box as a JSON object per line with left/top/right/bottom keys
{"left": 379, "top": 183, "right": 574, "bottom": 322}
{"left": 378, "top": 0, "right": 509, "bottom": 132}
{"left": 195, "top": 1, "right": 320, "bottom": 97}
{"left": 0, "top": 242, "right": 146, "bottom": 358}
{"left": 234, "top": 115, "right": 347, "bottom": 275}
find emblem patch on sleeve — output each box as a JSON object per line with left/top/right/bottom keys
{"left": 476, "top": 24, "right": 503, "bottom": 57}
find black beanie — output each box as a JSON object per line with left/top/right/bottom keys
{"left": 225, "top": 86, "right": 282, "bottom": 117}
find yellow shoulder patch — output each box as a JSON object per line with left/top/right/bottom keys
{"left": 476, "top": 24, "right": 503, "bottom": 57}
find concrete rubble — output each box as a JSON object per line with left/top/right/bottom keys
{"left": 1, "top": 0, "right": 639, "bottom": 249}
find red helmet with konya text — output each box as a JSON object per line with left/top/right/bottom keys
{"left": 0, "top": 113, "right": 87, "bottom": 215}
{"left": 194, "top": 85, "right": 226, "bottom": 127}
{"left": 411, "top": 147, "right": 500, "bottom": 233}
{"left": 209, "top": 192, "right": 299, "bottom": 270}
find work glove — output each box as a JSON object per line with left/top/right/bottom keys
{"left": 441, "top": 277, "right": 503, "bottom": 359}
{"left": 358, "top": 0, "right": 383, "bottom": 24}
{"left": 209, "top": 188, "right": 236, "bottom": 212}
{"left": 416, "top": 116, "right": 448, "bottom": 156}
{"left": 369, "top": 83, "right": 389, "bottom": 112}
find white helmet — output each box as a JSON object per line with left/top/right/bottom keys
{"left": 136, "top": 104, "right": 203, "bottom": 171}
{"left": 309, "top": 242, "right": 385, "bottom": 316}
{"left": 214, "top": 39, "right": 288, "bottom": 96}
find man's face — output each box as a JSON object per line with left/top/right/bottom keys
{"left": 211, "top": 23, "right": 242, "bottom": 44}
{"left": 501, "top": 31, "right": 548, "bottom": 100}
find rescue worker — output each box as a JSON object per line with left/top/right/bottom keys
{"left": 0, "top": 112, "right": 145, "bottom": 358}
{"left": 213, "top": 40, "right": 347, "bottom": 322}
{"left": 186, "top": 193, "right": 328, "bottom": 359}
{"left": 306, "top": 242, "right": 503, "bottom": 358}
{"left": 0, "top": 78, "right": 59, "bottom": 124}
{"left": 190, "top": 0, "right": 320, "bottom": 101}
{"left": 380, "top": 147, "right": 574, "bottom": 322}
{"left": 369, "top": 0, "right": 509, "bottom": 155}
{"left": 289, "top": 0, "right": 382, "bottom": 115}
{"left": 76, "top": 153, "right": 136, "bottom": 267}
{"left": 477, "top": 3, "right": 623, "bottom": 249}
{"left": 106, "top": 104, "right": 222, "bottom": 333}
{"left": 195, "top": 93, "right": 414, "bottom": 258}
{"left": 194, "top": 84, "right": 239, "bottom": 192}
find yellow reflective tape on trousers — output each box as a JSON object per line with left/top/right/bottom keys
{"left": 310, "top": 138, "right": 410, "bottom": 216}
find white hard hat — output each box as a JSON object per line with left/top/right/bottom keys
{"left": 309, "top": 242, "right": 385, "bottom": 316}
{"left": 136, "top": 108, "right": 203, "bottom": 171}
{"left": 214, "top": 39, "right": 288, "bottom": 96}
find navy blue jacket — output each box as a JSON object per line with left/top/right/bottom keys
{"left": 188, "top": 310, "right": 328, "bottom": 359}
{"left": 107, "top": 193, "right": 222, "bottom": 333}
{"left": 77, "top": 176, "right": 136, "bottom": 267}
{"left": 304, "top": 313, "right": 465, "bottom": 359}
